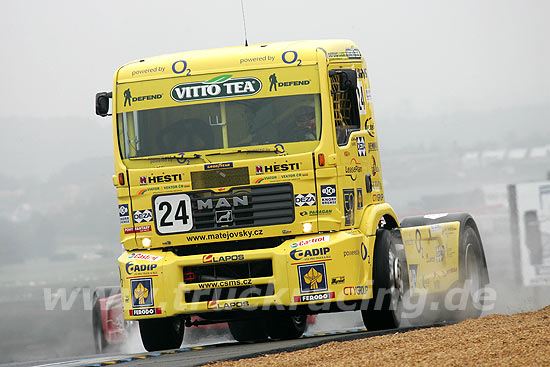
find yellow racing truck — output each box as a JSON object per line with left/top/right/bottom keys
{"left": 95, "top": 40, "right": 489, "bottom": 351}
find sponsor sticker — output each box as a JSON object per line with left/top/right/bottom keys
{"left": 294, "top": 292, "right": 335, "bottom": 303}
{"left": 331, "top": 276, "right": 345, "bottom": 285}
{"left": 205, "top": 162, "right": 233, "bottom": 170}
{"left": 129, "top": 307, "right": 161, "bottom": 316}
{"left": 124, "top": 225, "right": 152, "bottom": 234}
{"left": 133, "top": 209, "right": 153, "bottom": 223}
{"left": 356, "top": 136, "right": 366, "bottom": 156}
{"left": 320, "top": 185, "right": 337, "bottom": 205}
{"left": 295, "top": 193, "right": 316, "bottom": 207}
{"left": 289, "top": 235, "right": 330, "bottom": 249}
{"left": 119, "top": 204, "right": 130, "bottom": 224}
{"left": 357, "top": 188, "right": 363, "bottom": 209}
{"left": 128, "top": 253, "right": 164, "bottom": 262}
{"left": 343, "top": 189, "right": 355, "bottom": 226}
{"left": 171, "top": 76, "right": 262, "bottom": 103}
{"left": 290, "top": 247, "right": 330, "bottom": 262}
{"left": 298, "top": 263, "right": 328, "bottom": 293}
{"left": 202, "top": 254, "right": 244, "bottom": 263}
{"left": 131, "top": 278, "right": 154, "bottom": 308}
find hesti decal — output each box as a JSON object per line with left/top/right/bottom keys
{"left": 320, "top": 185, "right": 337, "bottom": 205}
{"left": 343, "top": 189, "right": 355, "bottom": 226}
{"left": 140, "top": 174, "right": 183, "bottom": 185}
{"left": 171, "top": 75, "right": 262, "bottom": 102}
{"left": 295, "top": 193, "right": 316, "bottom": 206}
{"left": 131, "top": 278, "right": 154, "bottom": 308}
{"left": 297, "top": 263, "right": 328, "bottom": 293}
{"left": 256, "top": 163, "right": 300, "bottom": 174}
{"left": 119, "top": 204, "right": 130, "bottom": 224}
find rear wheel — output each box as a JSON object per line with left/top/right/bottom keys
{"left": 139, "top": 316, "right": 184, "bottom": 351}
{"left": 362, "top": 229, "right": 408, "bottom": 331}
{"left": 447, "top": 226, "right": 486, "bottom": 322}
{"left": 266, "top": 313, "right": 307, "bottom": 340}
{"left": 228, "top": 319, "right": 268, "bottom": 342}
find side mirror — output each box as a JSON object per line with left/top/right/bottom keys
{"left": 95, "top": 92, "right": 112, "bottom": 117}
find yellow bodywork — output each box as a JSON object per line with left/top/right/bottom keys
{"left": 110, "top": 40, "right": 462, "bottom": 319}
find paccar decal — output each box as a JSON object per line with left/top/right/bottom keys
{"left": 171, "top": 75, "right": 262, "bottom": 102}
{"left": 131, "top": 278, "right": 154, "bottom": 308}
{"left": 343, "top": 189, "right": 355, "bottom": 226}
{"left": 320, "top": 185, "right": 337, "bottom": 205}
{"left": 119, "top": 204, "right": 130, "bottom": 224}
{"left": 298, "top": 263, "right": 328, "bottom": 293}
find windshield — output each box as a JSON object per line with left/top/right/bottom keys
{"left": 117, "top": 93, "right": 321, "bottom": 159}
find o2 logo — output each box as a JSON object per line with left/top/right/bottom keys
{"left": 282, "top": 51, "right": 302, "bottom": 66}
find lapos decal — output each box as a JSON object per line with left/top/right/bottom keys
{"left": 207, "top": 300, "right": 249, "bottom": 310}
{"left": 171, "top": 75, "right": 262, "bottom": 102}
{"left": 202, "top": 254, "right": 244, "bottom": 263}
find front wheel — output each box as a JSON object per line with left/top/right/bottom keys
{"left": 139, "top": 316, "right": 184, "bottom": 352}
{"left": 362, "top": 229, "right": 408, "bottom": 331}
{"left": 266, "top": 313, "right": 307, "bottom": 340}
{"left": 228, "top": 319, "right": 268, "bottom": 342}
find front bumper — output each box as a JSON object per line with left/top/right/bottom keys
{"left": 119, "top": 230, "right": 374, "bottom": 320}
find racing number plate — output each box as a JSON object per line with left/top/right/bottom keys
{"left": 153, "top": 193, "right": 193, "bottom": 234}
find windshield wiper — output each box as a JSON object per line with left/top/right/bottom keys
{"left": 128, "top": 153, "right": 211, "bottom": 163}
{"left": 204, "top": 145, "right": 286, "bottom": 157}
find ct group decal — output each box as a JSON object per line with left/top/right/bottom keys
{"left": 298, "top": 263, "right": 328, "bottom": 293}
{"left": 295, "top": 193, "right": 315, "bottom": 206}
{"left": 320, "top": 185, "right": 337, "bottom": 205}
{"left": 343, "top": 285, "right": 368, "bottom": 296}
{"left": 171, "top": 75, "right": 262, "bottom": 103}
{"left": 131, "top": 278, "right": 154, "bottom": 308}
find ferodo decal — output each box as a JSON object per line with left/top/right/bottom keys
{"left": 129, "top": 307, "right": 161, "bottom": 316}
{"left": 202, "top": 254, "right": 244, "bottom": 263}
{"left": 171, "top": 75, "right": 262, "bottom": 102}
{"left": 294, "top": 292, "right": 335, "bottom": 303}
{"left": 297, "top": 263, "right": 328, "bottom": 293}
{"left": 131, "top": 278, "right": 154, "bottom": 308}
{"left": 343, "top": 189, "right": 355, "bottom": 226}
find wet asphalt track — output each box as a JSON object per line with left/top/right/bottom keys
{"left": 20, "top": 324, "right": 446, "bottom": 367}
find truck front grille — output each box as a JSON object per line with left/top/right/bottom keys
{"left": 183, "top": 259, "right": 272, "bottom": 284}
{"left": 189, "top": 183, "right": 294, "bottom": 231}
{"left": 184, "top": 284, "right": 275, "bottom": 303}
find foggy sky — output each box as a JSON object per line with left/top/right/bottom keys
{"left": 1, "top": 0, "right": 548, "bottom": 122}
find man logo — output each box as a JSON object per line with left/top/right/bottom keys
{"left": 215, "top": 210, "right": 233, "bottom": 223}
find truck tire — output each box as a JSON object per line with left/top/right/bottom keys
{"left": 139, "top": 316, "right": 184, "bottom": 351}
{"left": 92, "top": 287, "right": 121, "bottom": 354}
{"left": 361, "top": 229, "right": 408, "bottom": 331}
{"left": 447, "top": 225, "right": 486, "bottom": 322}
{"left": 228, "top": 319, "right": 268, "bottom": 342}
{"left": 266, "top": 313, "right": 307, "bottom": 340}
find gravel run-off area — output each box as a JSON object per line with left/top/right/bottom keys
{"left": 208, "top": 306, "right": 550, "bottom": 367}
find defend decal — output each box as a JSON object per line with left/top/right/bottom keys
{"left": 171, "top": 75, "right": 262, "bottom": 102}
{"left": 295, "top": 193, "right": 316, "bottom": 206}
{"left": 320, "top": 185, "right": 337, "bottom": 205}
{"left": 298, "top": 263, "right": 328, "bottom": 293}
{"left": 343, "top": 189, "right": 355, "bottom": 226}
{"left": 119, "top": 204, "right": 130, "bottom": 224}
{"left": 131, "top": 278, "right": 154, "bottom": 308}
